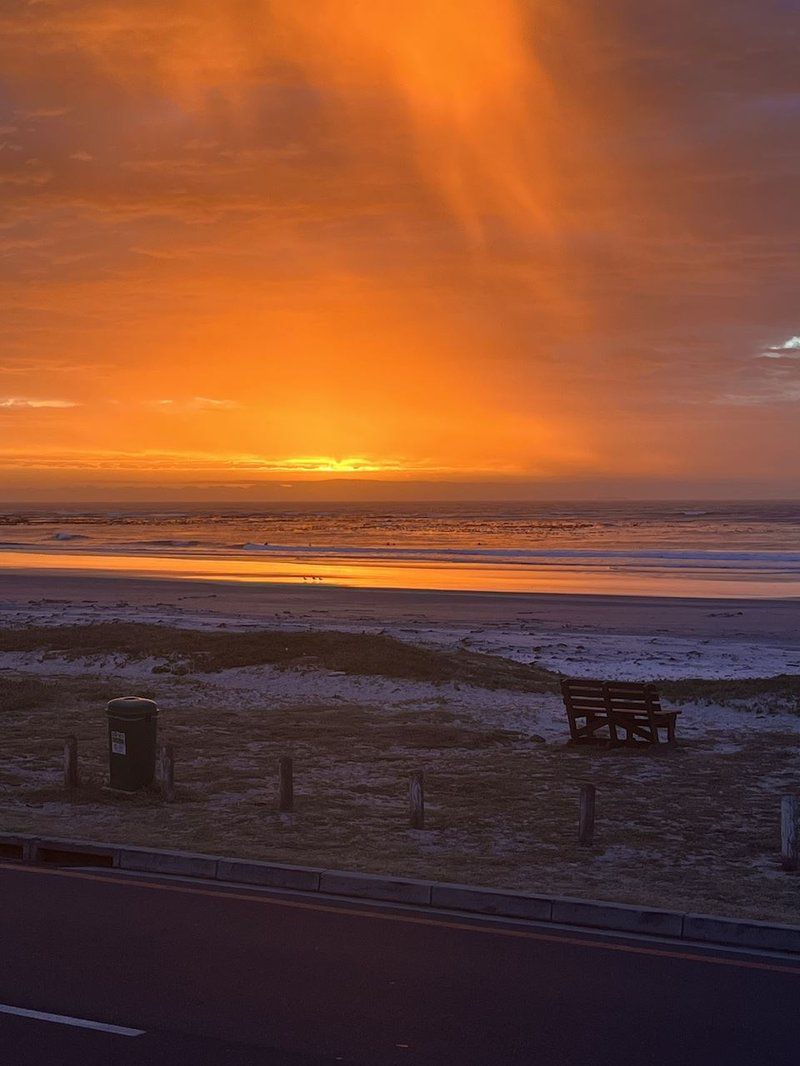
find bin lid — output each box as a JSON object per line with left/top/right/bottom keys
{"left": 107, "top": 696, "right": 158, "bottom": 720}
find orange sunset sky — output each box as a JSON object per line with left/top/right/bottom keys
{"left": 1, "top": 1, "right": 798, "bottom": 500}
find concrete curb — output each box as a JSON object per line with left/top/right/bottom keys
{"left": 216, "top": 858, "right": 322, "bottom": 892}
{"left": 2, "top": 832, "right": 798, "bottom": 955}
{"left": 117, "top": 846, "right": 217, "bottom": 879}
{"left": 551, "top": 897, "right": 684, "bottom": 938}
{"left": 0, "top": 833, "right": 34, "bottom": 863}
{"left": 320, "top": 870, "right": 433, "bottom": 905}
{"left": 683, "top": 913, "right": 800, "bottom": 954}
{"left": 430, "top": 884, "right": 552, "bottom": 921}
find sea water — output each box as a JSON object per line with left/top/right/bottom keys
{"left": 1, "top": 501, "right": 799, "bottom": 598}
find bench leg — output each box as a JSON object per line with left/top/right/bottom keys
{"left": 566, "top": 709, "right": 580, "bottom": 742}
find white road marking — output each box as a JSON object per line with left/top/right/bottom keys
{"left": 0, "top": 1003, "right": 144, "bottom": 1036}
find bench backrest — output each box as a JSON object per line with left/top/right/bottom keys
{"left": 560, "top": 678, "right": 662, "bottom": 716}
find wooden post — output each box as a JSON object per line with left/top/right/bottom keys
{"left": 63, "top": 735, "right": 78, "bottom": 789}
{"left": 578, "top": 783, "right": 596, "bottom": 845}
{"left": 278, "top": 757, "right": 294, "bottom": 813}
{"left": 409, "top": 772, "right": 425, "bottom": 829}
{"left": 159, "top": 744, "right": 175, "bottom": 802}
{"left": 781, "top": 796, "right": 798, "bottom": 872}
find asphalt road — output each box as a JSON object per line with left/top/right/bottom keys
{"left": 0, "top": 1009, "right": 339, "bottom": 1066}
{"left": 1, "top": 861, "right": 798, "bottom": 1065}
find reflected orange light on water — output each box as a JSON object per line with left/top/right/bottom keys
{"left": 0, "top": 552, "right": 796, "bottom": 600}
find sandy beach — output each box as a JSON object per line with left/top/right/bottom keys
{"left": 2, "top": 570, "right": 799, "bottom": 679}
{"left": 1, "top": 569, "right": 798, "bottom": 922}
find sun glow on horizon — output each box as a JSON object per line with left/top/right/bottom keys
{"left": 0, "top": 447, "right": 525, "bottom": 478}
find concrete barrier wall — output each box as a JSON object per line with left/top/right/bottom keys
{"left": 2, "top": 832, "right": 798, "bottom": 955}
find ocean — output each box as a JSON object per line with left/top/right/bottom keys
{"left": 1, "top": 501, "right": 799, "bottom": 598}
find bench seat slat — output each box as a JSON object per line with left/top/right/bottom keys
{"left": 608, "top": 708, "right": 678, "bottom": 718}
{"left": 600, "top": 700, "right": 661, "bottom": 712}
{"left": 564, "top": 679, "right": 658, "bottom": 692}
{"left": 569, "top": 707, "right": 679, "bottom": 718}
{"left": 567, "top": 694, "right": 651, "bottom": 706}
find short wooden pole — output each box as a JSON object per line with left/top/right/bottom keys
{"left": 578, "top": 783, "right": 596, "bottom": 845}
{"left": 278, "top": 757, "right": 294, "bottom": 813}
{"left": 780, "top": 796, "right": 798, "bottom": 872}
{"left": 159, "top": 744, "right": 175, "bottom": 802}
{"left": 409, "top": 772, "right": 425, "bottom": 829}
{"left": 63, "top": 735, "right": 78, "bottom": 789}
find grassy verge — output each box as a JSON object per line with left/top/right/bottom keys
{"left": 2, "top": 623, "right": 799, "bottom": 710}
{"left": 0, "top": 623, "right": 557, "bottom": 691}
{"left": 0, "top": 670, "right": 797, "bottom": 924}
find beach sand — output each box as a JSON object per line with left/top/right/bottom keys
{"left": 1, "top": 570, "right": 799, "bottom": 679}
{"left": 0, "top": 570, "right": 798, "bottom": 922}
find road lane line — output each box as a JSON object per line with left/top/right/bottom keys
{"left": 3, "top": 862, "right": 799, "bottom": 977}
{"left": 0, "top": 1002, "right": 144, "bottom": 1036}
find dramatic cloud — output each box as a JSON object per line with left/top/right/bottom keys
{"left": 0, "top": 1, "right": 798, "bottom": 496}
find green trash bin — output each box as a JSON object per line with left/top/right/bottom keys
{"left": 107, "top": 697, "right": 158, "bottom": 791}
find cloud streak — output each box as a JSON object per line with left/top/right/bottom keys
{"left": 153, "top": 397, "right": 241, "bottom": 412}
{"left": 759, "top": 336, "right": 800, "bottom": 359}
{"left": 0, "top": 397, "right": 79, "bottom": 409}
{"left": 0, "top": 447, "right": 476, "bottom": 476}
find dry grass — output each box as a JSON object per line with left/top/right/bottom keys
{"left": 0, "top": 623, "right": 557, "bottom": 690}
{"left": 661, "top": 675, "right": 800, "bottom": 713}
{"left": 2, "top": 623, "right": 799, "bottom": 710}
{"left": 1, "top": 671, "right": 798, "bottom": 923}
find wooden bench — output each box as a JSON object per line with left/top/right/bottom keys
{"left": 560, "top": 678, "right": 680, "bottom": 745}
